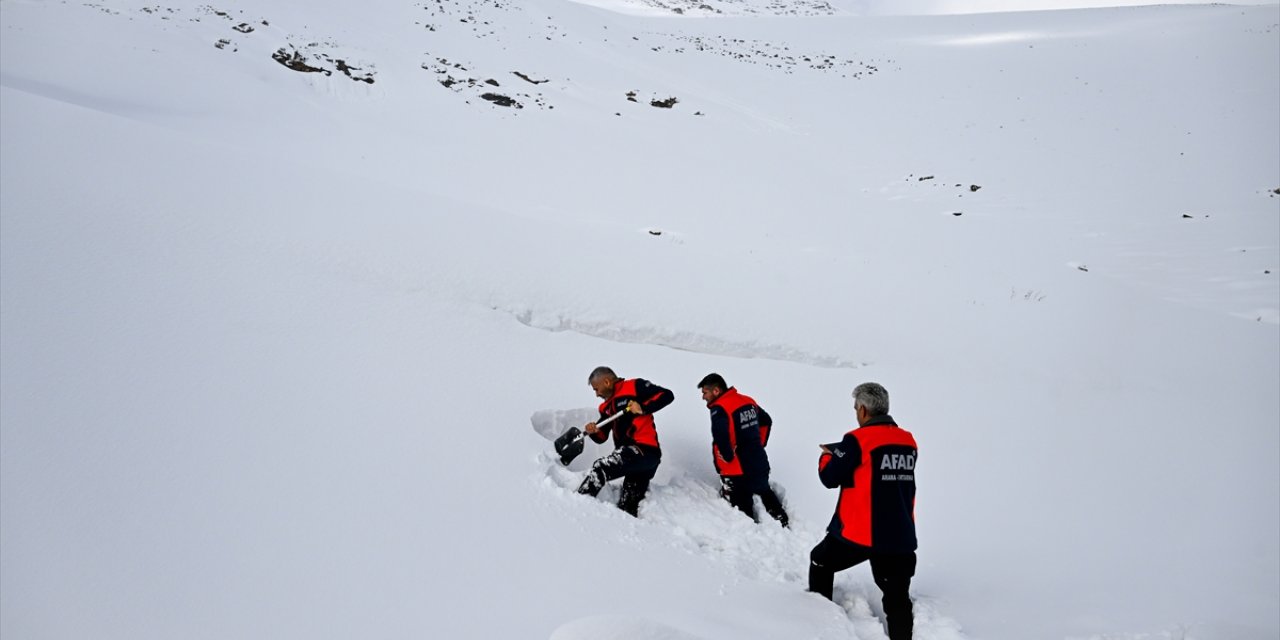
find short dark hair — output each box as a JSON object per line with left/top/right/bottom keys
{"left": 697, "top": 373, "right": 727, "bottom": 391}
{"left": 588, "top": 366, "right": 617, "bottom": 384}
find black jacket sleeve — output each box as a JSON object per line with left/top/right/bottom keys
{"left": 633, "top": 379, "right": 674, "bottom": 414}
{"left": 710, "top": 407, "right": 734, "bottom": 462}
{"left": 818, "top": 433, "right": 861, "bottom": 488}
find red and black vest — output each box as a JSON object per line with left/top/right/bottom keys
{"left": 594, "top": 378, "right": 668, "bottom": 450}
{"left": 708, "top": 388, "right": 769, "bottom": 476}
{"left": 819, "top": 419, "right": 917, "bottom": 552}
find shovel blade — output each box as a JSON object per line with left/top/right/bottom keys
{"left": 554, "top": 427, "right": 585, "bottom": 465}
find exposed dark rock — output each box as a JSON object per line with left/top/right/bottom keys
{"left": 970, "top": 184, "right": 982, "bottom": 192}
{"left": 513, "top": 71, "right": 548, "bottom": 84}
{"left": 651, "top": 97, "right": 678, "bottom": 108}
{"left": 272, "top": 48, "right": 330, "bottom": 75}
{"left": 233, "top": 23, "right": 254, "bottom": 33}
{"left": 334, "top": 59, "right": 375, "bottom": 84}
{"left": 481, "top": 93, "right": 522, "bottom": 108}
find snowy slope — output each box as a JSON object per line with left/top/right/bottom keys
{"left": 2, "top": 1, "right": 1277, "bottom": 639}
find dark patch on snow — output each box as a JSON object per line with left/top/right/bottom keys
{"left": 481, "top": 93, "right": 522, "bottom": 108}
{"left": 272, "top": 48, "right": 376, "bottom": 83}
{"left": 513, "top": 71, "right": 548, "bottom": 85}
{"left": 424, "top": 56, "right": 549, "bottom": 111}
{"left": 639, "top": 0, "right": 836, "bottom": 17}
{"left": 273, "top": 48, "right": 330, "bottom": 75}
{"left": 643, "top": 31, "right": 892, "bottom": 79}
{"left": 334, "top": 59, "right": 375, "bottom": 84}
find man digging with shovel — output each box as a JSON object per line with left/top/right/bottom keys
{"left": 555, "top": 366, "right": 674, "bottom": 517}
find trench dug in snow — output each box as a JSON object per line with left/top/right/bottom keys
{"left": 509, "top": 308, "right": 869, "bottom": 369}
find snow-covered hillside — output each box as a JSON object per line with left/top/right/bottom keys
{"left": 2, "top": 1, "right": 1277, "bottom": 639}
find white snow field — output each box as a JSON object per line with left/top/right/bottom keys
{"left": 2, "top": 0, "right": 1277, "bottom": 639}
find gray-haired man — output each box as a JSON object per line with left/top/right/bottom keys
{"left": 810, "top": 382, "right": 918, "bottom": 640}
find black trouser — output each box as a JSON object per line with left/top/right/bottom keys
{"left": 809, "top": 535, "right": 915, "bottom": 640}
{"left": 576, "top": 445, "right": 661, "bottom": 517}
{"left": 720, "top": 474, "right": 789, "bottom": 527}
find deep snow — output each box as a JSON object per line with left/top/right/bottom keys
{"left": 2, "top": 0, "right": 1277, "bottom": 639}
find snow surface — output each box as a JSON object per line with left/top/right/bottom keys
{"left": 1, "top": 0, "right": 1277, "bottom": 639}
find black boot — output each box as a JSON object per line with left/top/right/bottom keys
{"left": 577, "top": 468, "right": 606, "bottom": 497}
{"left": 617, "top": 475, "right": 652, "bottom": 517}
{"left": 760, "top": 488, "right": 789, "bottom": 528}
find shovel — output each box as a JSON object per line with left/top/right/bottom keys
{"left": 554, "top": 410, "right": 627, "bottom": 466}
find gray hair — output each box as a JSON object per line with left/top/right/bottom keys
{"left": 852, "top": 382, "right": 890, "bottom": 417}
{"left": 588, "top": 366, "right": 618, "bottom": 384}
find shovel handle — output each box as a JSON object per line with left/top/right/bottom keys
{"left": 596, "top": 409, "right": 627, "bottom": 424}
{"left": 577, "top": 408, "right": 628, "bottom": 442}
{"left": 597, "top": 409, "right": 628, "bottom": 427}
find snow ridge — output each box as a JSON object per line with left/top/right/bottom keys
{"left": 510, "top": 307, "right": 868, "bottom": 369}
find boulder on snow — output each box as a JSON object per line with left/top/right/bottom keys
{"left": 481, "top": 93, "right": 522, "bottom": 108}
{"left": 272, "top": 48, "right": 330, "bottom": 75}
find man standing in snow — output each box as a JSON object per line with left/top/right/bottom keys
{"left": 577, "top": 366, "right": 674, "bottom": 517}
{"left": 809, "top": 382, "right": 917, "bottom": 640}
{"left": 697, "top": 373, "right": 789, "bottom": 527}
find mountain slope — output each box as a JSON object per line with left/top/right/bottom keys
{"left": 2, "top": 1, "right": 1277, "bottom": 638}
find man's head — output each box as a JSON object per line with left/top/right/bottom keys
{"left": 588, "top": 366, "right": 619, "bottom": 399}
{"left": 852, "top": 382, "right": 890, "bottom": 426}
{"left": 697, "top": 373, "right": 728, "bottom": 404}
